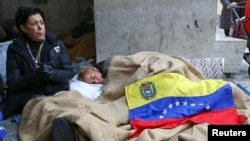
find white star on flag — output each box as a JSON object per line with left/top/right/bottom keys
{"left": 183, "top": 100, "right": 188, "bottom": 106}
{"left": 206, "top": 105, "right": 211, "bottom": 110}
{"left": 168, "top": 104, "right": 173, "bottom": 109}
{"left": 175, "top": 100, "right": 180, "bottom": 106}
{"left": 191, "top": 103, "right": 196, "bottom": 107}
{"left": 162, "top": 109, "right": 167, "bottom": 114}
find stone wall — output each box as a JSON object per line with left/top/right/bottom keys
{"left": 94, "top": 0, "right": 218, "bottom": 62}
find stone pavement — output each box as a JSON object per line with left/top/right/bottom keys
{"left": 0, "top": 118, "right": 18, "bottom": 141}
{"left": 225, "top": 58, "right": 250, "bottom": 91}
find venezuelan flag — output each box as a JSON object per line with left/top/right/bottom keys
{"left": 125, "top": 73, "right": 247, "bottom": 138}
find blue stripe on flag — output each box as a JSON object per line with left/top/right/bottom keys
{"left": 129, "top": 84, "right": 234, "bottom": 121}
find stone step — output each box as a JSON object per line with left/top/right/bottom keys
{"left": 214, "top": 33, "right": 247, "bottom": 73}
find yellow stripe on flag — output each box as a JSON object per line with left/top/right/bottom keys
{"left": 125, "top": 72, "right": 227, "bottom": 109}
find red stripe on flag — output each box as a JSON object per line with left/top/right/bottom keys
{"left": 129, "top": 108, "right": 247, "bottom": 138}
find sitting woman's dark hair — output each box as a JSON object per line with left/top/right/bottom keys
{"left": 14, "top": 6, "right": 45, "bottom": 32}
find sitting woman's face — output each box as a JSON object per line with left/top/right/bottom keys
{"left": 83, "top": 71, "right": 104, "bottom": 84}
{"left": 21, "top": 13, "right": 46, "bottom": 42}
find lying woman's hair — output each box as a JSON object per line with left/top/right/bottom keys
{"left": 77, "top": 66, "right": 100, "bottom": 81}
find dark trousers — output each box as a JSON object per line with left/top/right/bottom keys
{"left": 2, "top": 91, "right": 44, "bottom": 120}
{"left": 224, "top": 29, "right": 230, "bottom": 36}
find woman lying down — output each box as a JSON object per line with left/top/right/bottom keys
{"left": 69, "top": 66, "right": 105, "bottom": 101}
{"left": 48, "top": 66, "right": 103, "bottom": 141}
{"left": 53, "top": 65, "right": 105, "bottom": 141}
{"left": 18, "top": 51, "right": 250, "bottom": 141}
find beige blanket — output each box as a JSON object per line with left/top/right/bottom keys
{"left": 18, "top": 51, "right": 250, "bottom": 141}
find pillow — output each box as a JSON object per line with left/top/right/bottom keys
{"left": 69, "top": 75, "right": 103, "bottom": 100}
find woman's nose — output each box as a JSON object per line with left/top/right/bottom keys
{"left": 37, "top": 23, "right": 43, "bottom": 29}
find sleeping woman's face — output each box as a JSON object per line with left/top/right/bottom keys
{"left": 83, "top": 70, "right": 104, "bottom": 84}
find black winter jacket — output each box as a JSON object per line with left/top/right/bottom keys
{"left": 3, "top": 32, "right": 75, "bottom": 119}
{"left": 6, "top": 32, "right": 75, "bottom": 95}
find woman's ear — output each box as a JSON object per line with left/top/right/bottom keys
{"left": 20, "top": 25, "right": 26, "bottom": 33}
